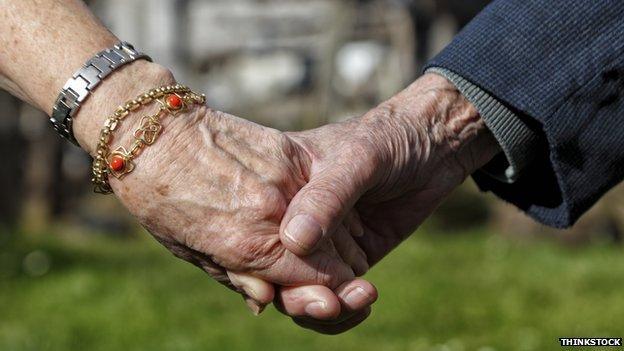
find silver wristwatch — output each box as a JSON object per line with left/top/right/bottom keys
{"left": 49, "top": 41, "right": 152, "bottom": 146}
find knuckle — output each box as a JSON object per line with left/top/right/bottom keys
{"left": 246, "top": 185, "right": 287, "bottom": 221}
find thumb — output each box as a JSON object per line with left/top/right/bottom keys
{"left": 280, "top": 160, "right": 368, "bottom": 256}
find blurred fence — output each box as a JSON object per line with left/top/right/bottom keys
{"left": 1, "top": 0, "right": 622, "bottom": 244}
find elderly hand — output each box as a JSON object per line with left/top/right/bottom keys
{"left": 279, "top": 73, "right": 501, "bottom": 266}
{"left": 70, "top": 61, "right": 376, "bottom": 334}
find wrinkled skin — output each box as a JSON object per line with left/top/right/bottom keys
{"left": 78, "top": 69, "right": 498, "bottom": 334}
{"left": 279, "top": 74, "right": 501, "bottom": 286}
{"left": 112, "top": 106, "right": 372, "bottom": 287}
{"left": 112, "top": 107, "right": 366, "bottom": 287}
{"left": 64, "top": 62, "right": 376, "bottom": 334}
{"left": 273, "top": 74, "right": 499, "bottom": 333}
{"left": 105, "top": 105, "right": 376, "bottom": 332}
{"left": 0, "top": 0, "right": 500, "bottom": 335}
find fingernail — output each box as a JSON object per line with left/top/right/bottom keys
{"left": 284, "top": 214, "right": 323, "bottom": 252}
{"left": 243, "top": 286, "right": 260, "bottom": 301}
{"left": 245, "top": 298, "right": 266, "bottom": 316}
{"left": 344, "top": 287, "right": 373, "bottom": 306}
{"left": 304, "top": 301, "right": 327, "bottom": 316}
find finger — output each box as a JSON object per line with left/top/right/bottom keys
{"left": 280, "top": 161, "right": 367, "bottom": 256}
{"left": 227, "top": 271, "right": 275, "bottom": 305}
{"left": 276, "top": 285, "right": 341, "bottom": 320}
{"left": 344, "top": 209, "right": 364, "bottom": 237}
{"left": 293, "top": 307, "right": 372, "bottom": 335}
{"left": 154, "top": 235, "right": 276, "bottom": 316}
{"left": 334, "top": 278, "right": 378, "bottom": 313}
{"left": 244, "top": 296, "right": 265, "bottom": 316}
{"left": 332, "top": 225, "right": 369, "bottom": 276}
{"left": 276, "top": 279, "right": 377, "bottom": 321}
{"left": 258, "top": 240, "right": 355, "bottom": 289}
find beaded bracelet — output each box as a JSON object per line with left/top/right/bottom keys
{"left": 91, "top": 84, "right": 206, "bottom": 194}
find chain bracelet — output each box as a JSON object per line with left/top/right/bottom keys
{"left": 92, "top": 84, "right": 206, "bottom": 194}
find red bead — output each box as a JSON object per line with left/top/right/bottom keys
{"left": 110, "top": 155, "right": 125, "bottom": 172}
{"left": 166, "top": 94, "right": 182, "bottom": 110}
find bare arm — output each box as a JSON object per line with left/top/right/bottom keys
{"left": 0, "top": 0, "right": 114, "bottom": 105}
{"left": 0, "top": 0, "right": 176, "bottom": 155}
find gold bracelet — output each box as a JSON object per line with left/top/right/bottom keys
{"left": 91, "top": 84, "right": 206, "bottom": 194}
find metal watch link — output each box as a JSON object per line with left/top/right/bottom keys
{"left": 49, "top": 41, "right": 152, "bottom": 146}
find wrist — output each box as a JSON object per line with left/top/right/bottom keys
{"left": 362, "top": 73, "right": 500, "bottom": 195}
{"left": 410, "top": 74, "right": 500, "bottom": 176}
{"left": 71, "top": 60, "right": 176, "bottom": 154}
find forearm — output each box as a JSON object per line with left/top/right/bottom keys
{"left": 0, "top": 0, "right": 117, "bottom": 108}
{"left": 0, "top": 0, "right": 174, "bottom": 153}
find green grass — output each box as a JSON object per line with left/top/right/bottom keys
{"left": 1, "top": 227, "right": 623, "bottom": 351}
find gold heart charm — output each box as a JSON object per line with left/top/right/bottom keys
{"left": 133, "top": 116, "right": 162, "bottom": 145}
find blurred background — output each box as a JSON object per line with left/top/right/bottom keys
{"left": 1, "top": 0, "right": 624, "bottom": 350}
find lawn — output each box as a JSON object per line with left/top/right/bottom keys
{"left": 1, "top": 226, "right": 623, "bottom": 351}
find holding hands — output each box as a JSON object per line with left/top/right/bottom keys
{"left": 73, "top": 65, "right": 497, "bottom": 333}
{"left": 7, "top": 0, "right": 622, "bottom": 339}
{"left": 0, "top": 0, "right": 498, "bottom": 332}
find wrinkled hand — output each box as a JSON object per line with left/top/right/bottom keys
{"left": 117, "top": 107, "right": 380, "bottom": 329}
{"left": 279, "top": 73, "right": 501, "bottom": 268}
{"left": 72, "top": 63, "right": 376, "bottom": 334}
{"left": 112, "top": 105, "right": 366, "bottom": 284}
